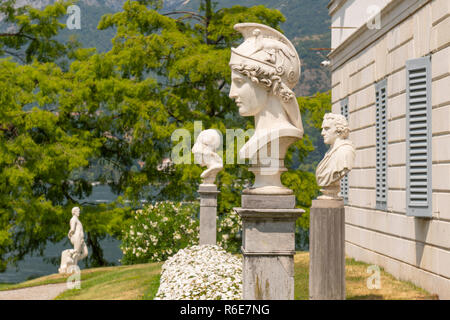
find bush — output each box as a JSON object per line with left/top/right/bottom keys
{"left": 155, "top": 245, "right": 242, "bottom": 300}
{"left": 217, "top": 210, "right": 242, "bottom": 253}
{"left": 120, "top": 201, "right": 199, "bottom": 264}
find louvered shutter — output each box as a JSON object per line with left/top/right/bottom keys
{"left": 340, "top": 97, "right": 349, "bottom": 204}
{"left": 405, "top": 56, "right": 432, "bottom": 217}
{"left": 376, "top": 79, "right": 388, "bottom": 210}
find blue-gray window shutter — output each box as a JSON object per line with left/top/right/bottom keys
{"left": 375, "top": 79, "right": 388, "bottom": 210}
{"left": 340, "top": 97, "right": 349, "bottom": 204}
{"left": 405, "top": 56, "right": 432, "bottom": 217}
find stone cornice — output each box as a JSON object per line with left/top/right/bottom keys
{"left": 328, "top": 0, "right": 347, "bottom": 16}
{"left": 328, "top": 0, "right": 431, "bottom": 71}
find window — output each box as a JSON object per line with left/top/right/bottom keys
{"left": 405, "top": 56, "right": 432, "bottom": 217}
{"left": 375, "top": 79, "right": 387, "bottom": 210}
{"left": 340, "top": 97, "right": 349, "bottom": 204}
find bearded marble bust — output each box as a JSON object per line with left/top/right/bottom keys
{"left": 316, "top": 113, "right": 355, "bottom": 200}
{"left": 192, "top": 129, "right": 223, "bottom": 185}
{"left": 228, "top": 23, "right": 304, "bottom": 194}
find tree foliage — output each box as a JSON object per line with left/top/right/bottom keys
{"left": 0, "top": 0, "right": 129, "bottom": 270}
{"left": 0, "top": 0, "right": 78, "bottom": 64}
{"left": 88, "top": 0, "right": 286, "bottom": 204}
{"left": 0, "top": 0, "right": 331, "bottom": 270}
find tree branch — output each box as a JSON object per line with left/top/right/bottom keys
{"left": 0, "top": 124, "right": 19, "bottom": 138}
{"left": 0, "top": 33, "right": 17, "bottom": 37}
{"left": 0, "top": 31, "right": 36, "bottom": 42}
{"left": 61, "top": 184, "right": 79, "bottom": 206}
{"left": 213, "top": 35, "right": 224, "bottom": 45}
{"left": 162, "top": 11, "right": 206, "bottom": 21}
{"left": 2, "top": 50, "right": 26, "bottom": 63}
{"left": 174, "top": 14, "right": 205, "bottom": 24}
{"left": 165, "top": 108, "right": 183, "bottom": 124}
{"left": 218, "top": 80, "right": 226, "bottom": 91}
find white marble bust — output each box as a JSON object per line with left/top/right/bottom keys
{"left": 316, "top": 113, "right": 355, "bottom": 200}
{"left": 228, "top": 23, "right": 304, "bottom": 194}
{"left": 59, "top": 206, "right": 88, "bottom": 274}
{"left": 192, "top": 129, "right": 223, "bottom": 185}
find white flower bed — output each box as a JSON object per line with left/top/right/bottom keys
{"left": 155, "top": 245, "right": 242, "bottom": 300}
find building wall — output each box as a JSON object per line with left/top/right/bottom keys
{"left": 329, "top": 0, "right": 450, "bottom": 299}
{"left": 330, "top": 0, "right": 392, "bottom": 49}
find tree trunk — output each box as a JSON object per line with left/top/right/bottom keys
{"left": 86, "top": 232, "right": 108, "bottom": 267}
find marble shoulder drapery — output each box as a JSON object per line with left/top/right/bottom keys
{"left": 316, "top": 139, "right": 355, "bottom": 187}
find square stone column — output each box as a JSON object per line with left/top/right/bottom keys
{"left": 309, "top": 198, "right": 345, "bottom": 300}
{"left": 198, "top": 184, "right": 219, "bottom": 245}
{"left": 235, "top": 194, "right": 303, "bottom": 300}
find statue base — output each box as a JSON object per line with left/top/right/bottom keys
{"left": 309, "top": 198, "right": 346, "bottom": 300}
{"left": 235, "top": 194, "right": 303, "bottom": 300}
{"left": 317, "top": 180, "right": 341, "bottom": 200}
{"left": 241, "top": 133, "right": 301, "bottom": 196}
{"left": 198, "top": 184, "right": 219, "bottom": 245}
{"left": 244, "top": 164, "right": 293, "bottom": 195}
{"left": 59, "top": 249, "right": 78, "bottom": 274}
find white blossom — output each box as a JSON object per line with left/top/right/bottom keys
{"left": 155, "top": 245, "right": 242, "bottom": 300}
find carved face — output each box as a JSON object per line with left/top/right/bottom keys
{"left": 229, "top": 70, "right": 269, "bottom": 117}
{"left": 192, "top": 130, "right": 220, "bottom": 167}
{"left": 321, "top": 119, "right": 339, "bottom": 146}
{"left": 192, "top": 140, "right": 209, "bottom": 167}
{"left": 72, "top": 207, "right": 80, "bottom": 217}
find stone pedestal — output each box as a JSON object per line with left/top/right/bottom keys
{"left": 309, "top": 198, "right": 345, "bottom": 300}
{"left": 235, "top": 194, "right": 303, "bottom": 300}
{"left": 198, "top": 184, "right": 219, "bottom": 245}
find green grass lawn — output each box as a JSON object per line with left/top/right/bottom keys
{"left": 0, "top": 263, "right": 162, "bottom": 300}
{"left": 294, "top": 252, "right": 437, "bottom": 300}
{"left": 0, "top": 252, "right": 438, "bottom": 300}
{"left": 56, "top": 263, "right": 162, "bottom": 300}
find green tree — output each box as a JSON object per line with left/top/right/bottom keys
{"left": 0, "top": 0, "right": 331, "bottom": 271}
{"left": 84, "top": 0, "right": 287, "bottom": 205}
{"left": 0, "top": 0, "right": 78, "bottom": 64}
{"left": 90, "top": 0, "right": 329, "bottom": 242}
{"left": 0, "top": 0, "right": 130, "bottom": 270}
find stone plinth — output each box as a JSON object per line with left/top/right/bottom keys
{"left": 309, "top": 198, "right": 345, "bottom": 300}
{"left": 235, "top": 194, "right": 303, "bottom": 300}
{"left": 198, "top": 184, "right": 219, "bottom": 245}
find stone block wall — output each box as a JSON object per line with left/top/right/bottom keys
{"left": 329, "top": 0, "right": 450, "bottom": 299}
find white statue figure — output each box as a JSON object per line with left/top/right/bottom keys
{"left": 59, "top": 206, "right": 88, "bottom": 274}
{"left": 192, "top": 129, "right": 223, "bottom": 185}
{"left": 316, "top": 113, "right": 356, "bottom": 200}
{"left": 228, "top": 23, "right": 304, "bottom": 194}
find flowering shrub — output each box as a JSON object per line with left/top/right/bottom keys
{"left": 120, "top": 201, "right": 199, "bottom": 264}
{"left": 155, "top": 245, "right": 242, "bottom": 300}
{"left": 217, "top": 210, "right": 242, "bottom": 253}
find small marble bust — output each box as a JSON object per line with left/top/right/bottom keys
{"left": 59, "top": 206, "right": 89, "bottom": 274}
{"left": 192, "top": 129, "right": 223, "bottom": 185}
{"left": 228, "top": 22, "right": 304, "bottom": 194}
{"left": 316, "top": 113, "right": 355, "bottom": 200}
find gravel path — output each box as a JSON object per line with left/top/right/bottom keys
{"left": 0, "top": 283, "right": 68, "bottom": 300}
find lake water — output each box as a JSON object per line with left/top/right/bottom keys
{"left": 0, "top": 237, "right": 123, "bottom": 283}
